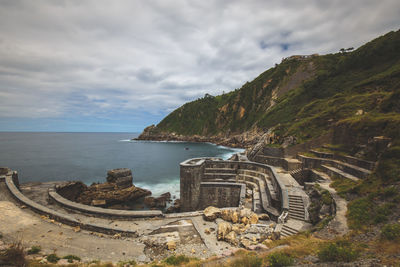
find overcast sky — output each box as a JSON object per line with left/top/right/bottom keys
{"left": 0, "top": 0, "right": 399, "bottom": 132}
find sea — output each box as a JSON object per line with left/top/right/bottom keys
{"left": 0, "top": 132, "right": 243, "bottom": 198}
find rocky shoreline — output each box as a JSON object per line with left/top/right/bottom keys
{"left": 134, "top": 125, "right": 264, "bottom": 148}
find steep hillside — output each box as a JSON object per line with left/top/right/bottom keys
{"left": 137, "top": 30, "right": 400, "bottom": 148}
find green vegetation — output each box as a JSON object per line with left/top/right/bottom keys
{"left": 228, "top": 253, "right": 263, "bottom": 267}
{"left": 267, "top": 252, "right": 294, "bottom": 267}
{"left": 63, "top": 254, "right": 81, "bottom": 263}
{"left": 318, "top": 241, "right": 359, "bottom": 262}
{"left": 163, "top": 255, "right": 191, "bottom": 265}
{"left": 27, "top": 245, "right": 41, "bottom": 255}
{"left": 381, "top": 223, "right": 400, "bottom": 241}
{"left": 46, "top": 253, "right": 60, "bottom": 263}
{"left": 147, "top": 30, "right": 400, "bottom": 148}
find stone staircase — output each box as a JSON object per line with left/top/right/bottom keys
{"left": 288, "top": 195, "right": 306, "bottom": 221}
{"left": 281, "top": 223, "right": 300, "bottom": 237}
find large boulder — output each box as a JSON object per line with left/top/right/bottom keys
{"left": 225, "top": 231, "right": 238, "bottom": 246}
{"left": 217, "top": 221, "right": 232, "bottom": 240}
{"left": 144, "top": 193, "right": 172, "bottom": 209}
{"left": 77, "top": 185, "right": 151, "bottom": 206}
{"left": 106, "top": 168, "right": 133, "bottom": 188}
{"left": 203, "top": 206, "right": 221, "bottom": 221}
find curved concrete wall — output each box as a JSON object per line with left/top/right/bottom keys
{"left": 3, "top": 172, "right": 139, "bottom": 236}
{"left": 48, "top": 189, "right": 163, "bottom": 218}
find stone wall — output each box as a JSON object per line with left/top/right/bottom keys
{"left": 198, "top": 182, "right": 245, "bottom": 210}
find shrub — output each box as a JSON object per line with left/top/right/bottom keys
{"left": 230, "top": 253, "right": 263, "bottom": 267}
{"left": 163, "top": 255, "right": 190, "bottom": 265}
{"left": 46, "top": 253, "right": 60, "bottom": 263}
{"left": 0, "top": 241, "right": 26, "bottom": 267}
{"left": 267, "top": 252, "right": 294, "bottom": 267}
{"left": 62, "top": 254, "right": 81, "bottom": 263}
{"left": 381, "top": 223, "right": 400, "bottom": 241}
{"left": 318, "top": 242, "right": 358, "bottom": 262}
{"left": 27, "top": 245, "right": 41, "bottom": 255}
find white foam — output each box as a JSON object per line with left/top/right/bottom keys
{"left": 135, "top": 179, "right": 180, "bottom": 198}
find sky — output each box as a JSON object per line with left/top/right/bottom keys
{"left": 0, "top": 0, "right": 399, "bottom": 132}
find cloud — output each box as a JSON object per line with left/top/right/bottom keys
{"left": 0, "top": 0, "right": 399, "bottom": 131}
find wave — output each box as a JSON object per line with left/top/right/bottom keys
{"left": 135, "top": 179, "right": 180, "bottom": 198}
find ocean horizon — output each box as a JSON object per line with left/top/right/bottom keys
{"left": 0, "top": 132, "right": 243, "bottom": 197}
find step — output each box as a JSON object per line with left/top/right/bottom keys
{"left": 203, "top": 173, "right": 237, "bottom": 180}
{"left": 289, "top": 209, "right": 305, "bottom": 216}
{"left": 330, "top": 160, "right": 371, "bottom": 179}
{"left": 289, "top": 207, "right": 304, "bottom": 212}
{"left": 288, "top": 214, "right": 305, "bottom": 221}
{"left": 336, "top": 154, "right": 375, "bottom": 171}
{"left": 321, "top": 165, "right": 360, "bottom": 182}
{"left": 204, "top": 168, "right": 236, "bottom": 174}
{"left": 282, "top": 226, "right": 298, "bottom": 235}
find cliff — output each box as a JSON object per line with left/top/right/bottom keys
{"left": 137, "top": 30, "right": 400, "bottom": 148}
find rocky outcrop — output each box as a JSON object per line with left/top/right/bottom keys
{"left": 306, "top": 185, "right": 335, "bottom": 225}
{"left": 57, "top": 168, "right": 151, "bottom": 208}
{"left": 144, "top": 192, "right": 172, "bottom": 209}
{"left": 135, "top": 126, "right": 263, "bottom": 148}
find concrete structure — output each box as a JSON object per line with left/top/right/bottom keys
{"left": 180, "top": 157, "right": 291, "bottom": 220}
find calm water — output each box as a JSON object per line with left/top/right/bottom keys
{"left": 0, "top": 132, "right": 242, "bottom": 196}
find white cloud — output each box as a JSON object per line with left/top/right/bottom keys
{"left": 0, "top": 0, "right": 398, "bottom": 123}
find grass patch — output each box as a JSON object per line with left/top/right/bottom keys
{"left": 315, "top": 216, "right": 334, "bottom": 231}
{"left": 321, "top": 190, "right": 333, "bottom": 205}
{"left": 0, "top": 241, "right": 26, "bottom": 267}
{"left": 381, "top": 223, "right": 400, "bottom": 241}
{"left": 330, "top": 176, "right": 359, "bottom": 198}
{"left": 163, "top": 255, "right": 191, "bottom": 265}
{"left": 46, "top": 253, "right": 60, "bottom": 263}
{"left": 228, "top": 253, "right": 263, "bottom": 267}
{"left": 318, "top": 240, "right": 359, "bottom": 262}
{"left": 27, "top": 245, "right": 41, "bottom": 255}
{"left": 267, "top": 252, "right": 294, "bottom": 267}
{"left": 62, "top": 254, "right": 81, "bottom": 263}
{"left": 266, "top": 232, "right": 325, "bottom": 258}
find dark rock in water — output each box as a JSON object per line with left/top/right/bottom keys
{"left": 57, "top": 168, "right": 151, "bottom": 208}
{"left": 144, "top": 192, "right": 172, "bottom": 208}
{"left": 107, "top": 168, "right": 132, "bottom": 182}
{"left": 165, "top": 199, "right": 181, "bottom": 213}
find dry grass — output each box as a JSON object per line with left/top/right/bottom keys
{"left": 264, "top": 232, "right": 326, "bottom": 259}
{"left": 0, "top": 240, "right": 27, "bottom": 267}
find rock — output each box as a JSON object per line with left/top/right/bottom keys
{"left": 239, "top": 208, "right": 252, "bottom": 218}
{"left": 225, "top": 231, "right": 238, "bottom": 246}
{"left": 204, "top": 206, "right": 221, "bottom": 221}
{"left": 259, "top": 213, "right": 270, "bottom": 221}
{"left": 106, "top": 168, "right": 132, "bottom": 183}
{"left": 191, "top": 248, "right": 196, "bottom": 254}
{"left": 78, "top": 185, "right": 151, "bottom": 206}
{"left": 91, "top": 199, "right": 106, "bottom": 207}
{"left": 232, "top": 224, "right": 245, "bottom": 234}
{"left": 355, "top": 109, "right": 364, "bottom": 115}
{"left": 167, "top": 241, "right": 176, "bottom": 250}
{"left": 231, "top": 211, "right": 239, "bottom": 223}
{"left": 221, "top": 209, "right": 231, "bottom": 221}
{"left": 241, "top": 216, "right": 249, "bottom": 225}
{"left": 240, "top": 238, "right": 254, "bottom": 249}
{"left": 249, "top": 213, "right": 259, "bottom": 224}
{"left": 165, "top": 199, "right": 181, "bottom": 213}
{"left": 248, "top": 244, "right": 268, "bottom": 251}
{"left": 217, "top": 221, "right": 232, "bottom": 240}
{"left": 204, "top": 228, "right": 211, "bottom": 235}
